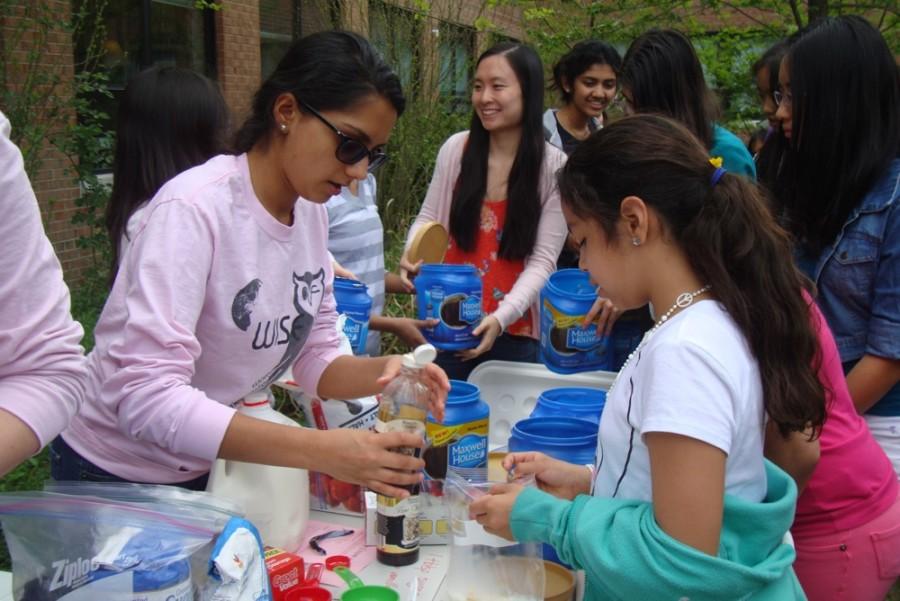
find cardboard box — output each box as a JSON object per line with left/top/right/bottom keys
{"left": 264, "top": 546, "right": 305, "bottom": 601}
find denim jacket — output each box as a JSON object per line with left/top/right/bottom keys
{"left": 803, "top": 158, "right": 900, "bottom": 415}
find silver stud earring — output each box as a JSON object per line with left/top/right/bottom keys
{"left": 279, "top": 123, "right": 288, "bottom": 133}
{"left": 632, "top": 237, "right": 641, "bottom": 246}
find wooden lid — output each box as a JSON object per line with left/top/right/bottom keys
{"left": 407, "top": 221, "right": 449, "bottom": 264}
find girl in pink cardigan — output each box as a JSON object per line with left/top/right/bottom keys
{"left": 401, "top": 43, "right": 567, "bottom": 381}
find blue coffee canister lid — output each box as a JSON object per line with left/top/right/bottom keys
{"left": 334, "top": 276, "right": 369, "bottom": 294}
{"left": 533, "top": 387, "right": 606, "bottom": 423}
{"left": 509, "top": 416, "right": 598, "bottom": 465}
{"left": 428, "top": 379, "right": 488, "bottom": 423}
{"left": 545, "top": 269, "right": 597, "bottom": 300}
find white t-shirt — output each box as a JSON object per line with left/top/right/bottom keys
{"left": 592, "top": 300, "right": 767, "bottom": 503}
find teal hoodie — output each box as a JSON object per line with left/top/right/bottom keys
{"left": 510, "top": 460, "right": 806, "bottom": 601}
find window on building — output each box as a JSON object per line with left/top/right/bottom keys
{"left": 369, "top": 0, "right": 421, "bottom": 96}
{"left": 74, "top": 0, "right": 216, "bottom": 136}
{"left": 259, "top": 0, "right": 301, "bottom": 80}
{"left": 437, "top": 22, "right": 475, "bottom": 111}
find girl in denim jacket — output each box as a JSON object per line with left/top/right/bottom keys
{"left": 765, "top": 16, "right": 900, "bottom": 477}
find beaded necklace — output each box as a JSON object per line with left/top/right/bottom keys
{"left": 606, "top": 284, "right": 712, "bottom": 397}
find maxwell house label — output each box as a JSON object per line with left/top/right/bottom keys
{"left": 458, "top": 296, "right": 482, "bottom": 324}
{"left": 341, "top": 316, "right": 369, "bottom": 355}
{"left": 566, "top": 324, "right": 601, "bottom": 351}
{"left": 425, "top": 418, "right": 489, "bottom": 479}
{"left": 541, "top": 298, "right": 610, "bottom": 371}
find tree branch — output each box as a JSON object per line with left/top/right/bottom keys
{"left": 787, "top": 0, "right": 804, "bottom": 28}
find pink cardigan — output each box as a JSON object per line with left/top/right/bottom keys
{"left": 406, "top": 131, "right": 568, "bottom": 337}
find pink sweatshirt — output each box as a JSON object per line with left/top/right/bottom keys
{"left": 63, "top": 153, "right": 343, "bottom": 483}
{"left": 406, "top": 131, "right": 568, "bottom": 335}
{"left": 793, "top": 302, "right": 899, "bottom": 537}
{"left": 0, "top": 112, "right": 86, "bottom": 447}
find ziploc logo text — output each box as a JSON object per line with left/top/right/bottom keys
{"left": 49, "top": 557, "right": 99, "bottom": 592}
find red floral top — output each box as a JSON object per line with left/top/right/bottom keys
{"left": 444, "top": 200, "right": 533, "bottom": 337}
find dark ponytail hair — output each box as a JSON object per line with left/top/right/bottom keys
{"left": 233, "top": 30, "right": 405, "bottom": 154}
{"left": 106, "top": 66, "right": 228, "bottom": 283}
{"left": 449, "top": 42, "right": 546, "bottom": 260}
{"left": 620, "top": 29, "right": 719, "bottom": 149}
{"left": 551, "top": 40, "right": 622, "bottom": 104}
{"left": 559, "top": 114, "right": 825, "bottom": 436}
{"left": 771, "top": 16, "right": 899, "bottom": 253}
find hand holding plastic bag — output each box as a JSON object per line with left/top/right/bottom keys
{"left": 443, "top": 470, "right": 545, "bottom": 601}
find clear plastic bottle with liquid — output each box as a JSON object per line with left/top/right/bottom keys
{"left": 375, "top": 344, "right": 436, "bottom": 567}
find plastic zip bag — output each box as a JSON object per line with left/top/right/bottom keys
{"left": 43, "top": 481, "right": 243, "bottom": 527}
{"left": 443, "top": 470, "right": 545, "bottom": 601}
{"left": 0, "top": 492, "right": 221, "bottom": 600}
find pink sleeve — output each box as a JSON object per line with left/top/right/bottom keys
{"left": 101, "top": 199, "right": 235, "bottom": 461}
{"left": 405, "top": 132, "right": 467, "bottom": 249}
{"left": 0, "top": 112, "right": 87, "bottom": 447}
{"left": 492, "top": 144, "right": 568, "bottom": 330}
{"left": 292, "top": 263, "right": 345, "bottom": 397}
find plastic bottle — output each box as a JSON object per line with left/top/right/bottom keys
{"left": 206, "top": 389, "right": 310, "bottom": 551}
{"left": 375, "top": 343, "right": 437, "bottom": 567}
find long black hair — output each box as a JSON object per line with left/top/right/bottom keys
{"left": 449, "top": 43, "right": 546, "bottom": 260}
{"left": 753, "top": 40, "right": 789, "bottom": 195}
{"left": 771, "top": 16, "right": 899, "bottom": 253}
{"left": 233, "top": 30, "right": 404, "bottom": 154}
{"left": 620, "top": 29, "right": 719, "bottom": 149}
{"left": 558, "top": 114, "right": 825, "bottom": 436}
{"left": 106, "top": 66, "right": 228, "bottom": 282}
{"left": 752, "top": 39, "right": 788, "bottom": 102}
{"left": 551, "top": 40, "right": 622, "bottom": 104}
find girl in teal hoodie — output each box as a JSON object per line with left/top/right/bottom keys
{"left": 470, "top": 114, "right": 827, "bottom": 600}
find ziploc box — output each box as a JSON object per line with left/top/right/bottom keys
{"left": 264, "top": 546, "right": 304, "bottom": 601}
{"left": 277, "top": 380, "right": 376, "bottom": 516}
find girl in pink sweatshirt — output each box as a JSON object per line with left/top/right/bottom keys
{"left": 0, "top": 111, "right": 86, "bottom": 477}
{"left": 55, "top": 31, "right": 448, "bottom": 494}
{"left": 401, "top": 43, "right": 568, "bottom": 381}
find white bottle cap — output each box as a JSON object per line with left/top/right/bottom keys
{"left": 401, "top": 343, "right": 437, "bottom": 369}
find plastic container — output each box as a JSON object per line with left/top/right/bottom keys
{"left": 540, "top": 269, "right": 612, "bottom": 374}
{"left": 467, "top": 360, "right": 616, "bottom": 450}
{"left": 530, "top": 387, "right": 606, "bottom": 425}
{"left": 334, "top": 276, "right": 373, "bottom": 355}
{"left": 508, "top": 417, "right": 598, "bottom": 465}
{"left": 206, "top": 390, "right": 310, "bottom": 550}
{"left": 415, "top": 264, "right": 482, "bottom": 350}
{"left": 425, "top": 380, "right": 490, "bottom": 480}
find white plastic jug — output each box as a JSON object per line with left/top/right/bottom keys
{"left": 206, "top": 390, "right": 310, "bottom": 551}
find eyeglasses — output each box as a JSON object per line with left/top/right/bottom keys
{"left": 773, "top": 89, "right": 792, "bottom": 108}
{"left": 298, "top": 100, "right": 388, "bottom": 172}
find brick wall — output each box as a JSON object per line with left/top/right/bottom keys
{"left": 217, "top": 0, "right": 263, "bottom": 131}
{"left": 1, "top": 1, "right": 88, "bottom": 284}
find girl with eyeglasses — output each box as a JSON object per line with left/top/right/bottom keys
{"left": 620, "top": 29, "right": 757, "bottom": 180}
{"left": 470, "top": 114, "right": 825, "bottom": 599}
{"left": 53, "top": 31, "right": 448, "bottom": 495}
{"left": 399, "top": 43, "right": 567, "bottom": 381}
{"left": 761, "top": 16, "right": 900, "bottom": 599}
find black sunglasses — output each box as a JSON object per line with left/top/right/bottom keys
{"left": 298, "top": 100, "right": 387, "bottom": 172}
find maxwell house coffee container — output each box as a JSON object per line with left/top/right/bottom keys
{"left": 333, "top": 276, "right": 373, "bottom": 355}
{"left": 424, "top": 380, "right": 489, "bottom": 480}
{"left": 415, "top": 264, "right": 482, "bottom": 350}
{"left": 540, "top": 269, "right": 612, "bottom": 373}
